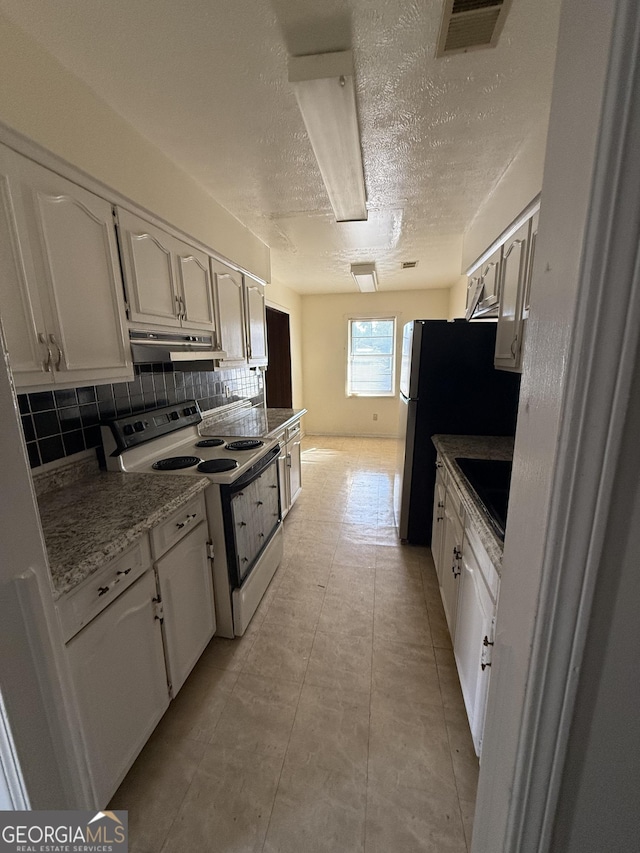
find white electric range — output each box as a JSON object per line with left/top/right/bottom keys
{"left": 100, "top": 400, "right": 283, "bottom": 637}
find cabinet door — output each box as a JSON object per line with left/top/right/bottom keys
{"left": 277, "top": 446, "right": 290, "bottom": 517}
{"left": 175, "top": 241, "right": 216, "bottom": 332}
{"left": 465, "top": 275, "right": 482, "bottom": 321}
{"left": 2, "top": 149, "right": 131, "bottom": 388}
{"left": 476, "top": 247, "right": 502, "bottom": 316}
{"left": 439, "top": 502, "right": 463, "bottom": 639}
{"left": 66, "top": 571, "right": 169, "bottom": 807}
{"left": 244, "top": 278, "right": 268, "bottom": 366}
{"left": 495, "top": 220, "right": 530, "bottom": 371}
{"left": 154, "top": 521, "right": 215, "bottom": 696}
{"left": 26, "top": 169, "right": 130, "bottom": 384}
{"left": 0, "top": 149, "right": 51, "bottom": 385}
{"left": 117, "top": 207, "right": 180, "bottom": 328}
{"left": 454, "top": 545, "right": 495, "bottom": 756}
{"left": 523, "top": 211, "right": 539, "bottom": 321}
{"left": 288, "top": 438, "right": 302, "bottom": 507}
{"left": 431, "top": 466, "right": 447, "bottom": 582}
{"left": 212, "top": 259, "right": 248, "bottom": 365}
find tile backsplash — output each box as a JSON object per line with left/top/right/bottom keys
{"left": 19, "top": 364, "right": 264, "bottom": 470}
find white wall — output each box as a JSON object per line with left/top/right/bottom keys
{"left": 462, "top": 122, "right": 550, "bottom": 272}
{"left": 0, "top": 328, "right": 89, "bottom": 808}
{"left": 472, "top": 0, "right": 620, "bottom": 849}
{"left": 0, "top": 13, "right": 269, "bottom": 281}
{"left": 447, "top": 275, "right": 468, "bottom": 319}
{"left": 301, "top": 289, "right": 449, "bottom": 436}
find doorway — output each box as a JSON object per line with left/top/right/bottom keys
{"left": 265, "top": 306, "right": 293, "bottom": 408}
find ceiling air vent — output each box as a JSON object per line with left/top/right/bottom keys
{"left": 401, "top": 261, "right": 418, "bottom": 269}
{"left": 436, "top": 0, "right": 513, "bottom": 57}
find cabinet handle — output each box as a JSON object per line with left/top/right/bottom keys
{"left": 38, "top": 332, "right": 53, "bottom": 372}
{"left": 49, "top": 334, "right": 63, "bottom": 369}
{"left": 175, "top": 294, "right": 183, "bottom": 319}
{"left": 176, "top": 513, "right": 196, "bottom": 529}
{"left": 483, "top": 635, "right": 494, "bottom": 647}
{"left": 451, "top": 564, "right": 461, "bottom": 579}
{"left": 510, "top": 336, "right": 518, "bottom": 359}
{"left": 180, "top": 295, "right": 186, "bottom": 319}
{"left": 117, "top": 568, "right": 132, "bottom": 576}
{"left": 97, "top": 586, "right": 109, "bottom": 596}
{"left": 256, "top": 500, "right": 263, "bottom": 506}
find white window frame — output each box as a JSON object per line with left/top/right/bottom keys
{"left": 346, "top": 315, "right": 397, "bottom": 397}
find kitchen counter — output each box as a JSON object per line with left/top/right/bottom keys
{"left": 432, "top": 434, "right": 514, "bottom": 570}
{"left": 200, "top": 406, "right": 306, "bottom": 439}
{"left": 37, "top": 466, "right": 209, "bottom": 600}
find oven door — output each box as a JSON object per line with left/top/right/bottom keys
{"left": 221, "top": 445, "right": 281, "bottom": 587}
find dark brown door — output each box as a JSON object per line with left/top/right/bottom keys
{"left": 265, "top": 306, "right": 293, "bottom": 408}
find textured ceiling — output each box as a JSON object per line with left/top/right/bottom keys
{"left": 0, "top": 0, "right": 561, "bottom": 294}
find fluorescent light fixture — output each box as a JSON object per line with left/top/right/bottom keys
{"left": 288, "top": 50, "right": 368, "bottom": 222}
{"left": 351, "top": 263, "right": 378, "bottom": 292}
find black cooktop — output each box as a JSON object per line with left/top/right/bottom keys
{"left": 455, "top": 457, "right": 513, "bottom": 540}
{"left": 197, "top": 459, "right": 239, "bottom": 474}
{"left": 152, "top": 456, "right": 201, "bottom": 471}
{"left": 226, "top": 439, "right": 264, "bottom": 451}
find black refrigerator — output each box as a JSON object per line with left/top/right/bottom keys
{"left": 396, "top": 319, "right": 521, "bottom": 545}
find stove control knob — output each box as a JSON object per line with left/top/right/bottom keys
{"left": 134, "top": 421, "right": 146, "bottom": 432}
{"left": 170, "top": 411, "right": 180, "bottom": 420}
{"left": 123, "top": 424, "right": 134, "bottom": 436}
{"left": 183, "top": 407, "right": 192, "bottom": 416}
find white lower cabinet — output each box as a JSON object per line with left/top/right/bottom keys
{"left": 439, "top": 487, "right": 464, "bottom": 640}
{"left": 63, "top": 493, "right": 216, "bottom": 806}
{"left": 453, "top": 535, "right": 496, "bottom": 756}
{"left": 155, "top": 521, "right": 216, "bottom": 696}
{"left": 432, "top": 461, "right": 500, "bottom": 758}
{"left": 431, "top": 462, "right": 447, "bottom": 581}
{"left": 276, "top": 418, "right": 303, "bottom": 517}
{"left": 66, "top": 570, "right": 169, "bottom": 807}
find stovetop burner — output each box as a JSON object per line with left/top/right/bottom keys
{"left": 226, "top": 439, "right": 264, "bottom": 451}
{"left": 152, "top": 456, "right": 201, "bottom": 471}
{"left": 197, "top": 459, "right": 239, "bottom": 474}
{"left": 195, "top": 438, "right": 226, "bottom": 448}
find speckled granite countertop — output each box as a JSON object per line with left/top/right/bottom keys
{"left": 200, "top": 407, "right": 306, "bottom": 439}
{"left": 38, "top": 470, "right": 209, "bottom": 600}
{"left": 432, "top": 435, "right": 514, "bottom": 572}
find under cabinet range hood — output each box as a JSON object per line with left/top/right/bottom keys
{"left": 129, "top": 330, "right": 226, "bottom": 367}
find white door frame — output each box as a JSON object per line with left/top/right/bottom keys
{"left": 0, "top": 335, "right": 90, "bottom": 808}
{"left": 473, "top": 0, "right": 640, "bottom": 849}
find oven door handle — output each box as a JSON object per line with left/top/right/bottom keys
{"left": 224, "top": 444, "right": 280, "bottom": 494}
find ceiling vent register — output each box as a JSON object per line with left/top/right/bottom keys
{"left": 436, "top": 0, "right": 513, "bottom": 57}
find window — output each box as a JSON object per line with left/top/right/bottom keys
{"left": 347, "top": 317, "right": 396, "bottom": 396}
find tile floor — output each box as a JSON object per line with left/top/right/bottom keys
{"left": 110, "top": 435, "right": 478, "bottom": 852}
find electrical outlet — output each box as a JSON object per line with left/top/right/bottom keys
{"left": 225, "top": 386, "right": 231, "bottom": 398}
{"left": 373, "top": 413, "right": 378, "bottom": 421}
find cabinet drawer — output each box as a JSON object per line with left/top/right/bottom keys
{"left": 150, "top": 493, "right": 207, "bottom": 559}
{"left": 57, "top": 537, "right": 152, "bottom": 642}
{"left": 285, "top": 419, "right": 301, "bottom": 442}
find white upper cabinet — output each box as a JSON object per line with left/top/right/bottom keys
{"left": 212, "top": 259, "right": 268, "bottom": 368}
{"left": 244, "top": 278, "right": 268, "bottom": 367}
{"left": 212, "top": 259, "right": 248, "bottom": 365}
{"left": 177, "top": 246, "right": 215, "bottom": 330}
{"left": 495, "top": 220, "right": 531, "bottom": 371}
{"left": 117, "top": 207, "right": 216, "bottom": 336}
{"left": 0, "top": 145, "right": 131, "bottom": 390}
